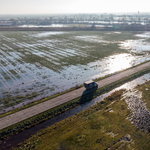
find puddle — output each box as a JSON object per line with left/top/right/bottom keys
{"left": 114, "top": 32, "right": 121, "bottom": 34}
{"left": 136, "top": 32, "right": 150, "bottom": 38}
{"left": 74, "top": 35, "right": 104, "bottom": 43}
{"left": 120, "top": 32, "right": 150, "bottom": 53}
{"left": 18, "top": 24, "right": 67, "bottom": 28}
{"left": 120, "top": 39, "right": 150, "bottom": 53}
{"left": 33, "top": 31, "right": 66, "bottom": 37}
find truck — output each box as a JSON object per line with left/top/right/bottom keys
{"left": 84, "top": 80, "right": 98, "bottom": 90}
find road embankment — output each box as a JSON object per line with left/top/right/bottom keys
{"left": 1, "top": 61, "right": 150, "bottom": 140}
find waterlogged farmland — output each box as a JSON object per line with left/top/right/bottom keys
{"left": 1, "top": 31, "right": 150, "bottom": 112}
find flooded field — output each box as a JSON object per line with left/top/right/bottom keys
{"left": 1, "top": 31, "right": 150, "bottom": 112}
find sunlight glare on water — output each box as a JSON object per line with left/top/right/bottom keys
{"left": 136, "top": 32, "right": 150, "bottom": 38}
{"left": 106, "top": 54, "right": 134, "bottom": 73}
{"left": 33, "top": 31, "right": 66, "bottom": 37}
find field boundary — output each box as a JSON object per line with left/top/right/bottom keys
{"left": 1, "top": 26, "right": 150, "bottom": 31}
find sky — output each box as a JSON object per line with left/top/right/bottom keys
{"left": 0, "top": 0, "right": 149, "bottom": 14}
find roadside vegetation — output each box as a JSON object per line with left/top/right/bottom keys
{"left": 15, "top": 89, "right": 150, "bottom": 150}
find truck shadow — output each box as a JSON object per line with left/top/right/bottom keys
{"left": 79, "top": 86, "right": 98, "bottom": 104}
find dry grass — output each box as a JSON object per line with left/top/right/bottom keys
{"left": 16, "top": 89, "right": 150, "bottom": 150}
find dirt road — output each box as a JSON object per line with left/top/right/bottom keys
{"left": 0, "top": 61, "right": 150, "bottom": 130}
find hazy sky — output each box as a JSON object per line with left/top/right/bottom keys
{"left": 0, "top": 0, "right": 149, "bottom": 14}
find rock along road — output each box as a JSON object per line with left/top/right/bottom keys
{"left": 1, "top": 61, "right": 150, "bottom": 130}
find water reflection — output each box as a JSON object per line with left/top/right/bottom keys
{"left": 107, "top": 54, "right": 134, "bottom": 73}
{"left": 18, "top": 24, "right": 67, "bottom": 28}
{"left": 33, "top": 31, "right": 66, "bottom": 37}
{"left": 120, "top": 39, "right": 150, "bottom": 53}
{"left": 74, "top": 35, "right": 104, "bottom": 43}
{"left": 120, "top": 32, "right": 150, "bottom": 53}
{"left": 136, "top": 32, "right": 150, "bottom": 38}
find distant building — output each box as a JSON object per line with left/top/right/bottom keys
{"left": 0, "top": 20, "right": 13, "bottom": 26}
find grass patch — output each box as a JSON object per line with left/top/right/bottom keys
{"left": 22, "top": 54, "right": 61, "bottom": 72}
{"left": 0, "top": 92, "right": 39, "bottom": 110}
{"left": 1, "top": 72, "right": 11, "bottom": 80}
{"left": 59, "top": 42, "right": 128, "bottom": 66}
{"left": 1, "top": 60, "right": 7, "bottom": 66}
{"left": 15, "top": 89, "right": 150, "bottom": 150}
{"left": 9, "top": 69, "right": 18, "bottom": 76}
